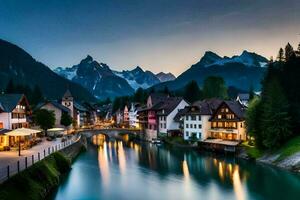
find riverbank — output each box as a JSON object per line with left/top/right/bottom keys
{"left": 161, "top": 135, "right": 300, "bottom": 173}
{"left": 163, "top": 136, "right": 198, "bottom": 149}
{"left": 240, "top": 136, "right": 300, "bottom": 173}
{"left": 0, "top": 136, "right": 86, "bottom": 200}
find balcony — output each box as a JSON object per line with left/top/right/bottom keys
{"left": 209, "top": 128, "right": 238, "bottom": 134}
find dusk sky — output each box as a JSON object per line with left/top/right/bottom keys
{"left": 0, "top": 0, "right": 299, "bottom": 75}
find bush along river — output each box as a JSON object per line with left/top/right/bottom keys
{"left": 50, "top": 133, "right": 300, "bottom": 200}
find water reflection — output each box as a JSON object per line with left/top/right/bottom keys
{"left": 233, "top": 166, "right": 246, "bottom": 200}
{"left": 53, "top": 134, "right": 300, "bottom": 200}
{"left": 98, "top": 142, "right": 110, "bottom": 187}
{"left": 117, "top": 141, "right": 126, "bottom": 174}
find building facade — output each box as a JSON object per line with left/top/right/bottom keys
{"left": 157, "top": 98, "right": 189, "bottom": 137}
{"left": 183, "top": 99, "right": 222, "bottom": 141}
{"left": 209, "top": 101, "right": 247, "bottom": 141}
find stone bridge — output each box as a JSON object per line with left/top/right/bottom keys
{"left": 78, "top": 128, "right": 141, "bottom": 139}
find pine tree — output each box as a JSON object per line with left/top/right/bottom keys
{"left": 285, "top": 43, "right": 295, "bottom": 62}
{"left": 262, "top": 78, "right": 292, "bottom": 149}
{"left": 296, "top": 43, "right": 300, "bottom": 57}
{"left": 183, "top": 80, "right": 202, "bottom": 103}
{"left": 277, "top": 48, "right": 284, "bottom": 62}
{"left": 245, "top": 96, "right": 264, "bottom": 148}
{"left": 203, "top": 76, "right": 227, "bottom": 99}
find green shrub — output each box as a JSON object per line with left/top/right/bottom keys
{"left": 0, "top": 152, "right": 71, "bottom": 200}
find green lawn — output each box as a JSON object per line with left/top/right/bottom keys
{"left": 274, "top": 136, "right": 300, "bottom": 162}
{"left": 241, "top": 141, "right": 264, "bottom": 159}
{"left": 242, "top": 136, "right": 300, "bottom": 161}
{"left": 165, "top": 136, "right": 190, "bottom": 145}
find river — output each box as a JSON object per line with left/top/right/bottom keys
{"left": 51, "top": 133, "right": 300, "bottom": 200}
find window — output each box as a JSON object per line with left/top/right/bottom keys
{"left": 240, "top": 123, "right": 243, "bottom": 128}
{"left": 164, "top": 124, "right": 166, "bottom": 128}
{"left": 212, "top": 122, "right": 217, "bottom": 128}
{"left": 225, "top": 108, "right": 229, "bottom": 112}
{"left": 186, "top": 124, "right": 188, "bottom": 128}
{"left": 185, "top": 116, "right": 189, "bottom": 120}
{"left": 0, "top": 122, "right": 3, "bottom": 129}
{"left": 185, "top": 132, "right": 189, "bottom": 137}
{"left": 218, "top": 115, "right": 222, "bottom": 119}
{"left": 198, "top": 124, "right": 202, "bottom": 129}
{"left": 217, "top": 122, "right": 223, "bottom": 127}
{"left": 190, "top": 124, "right": 193, "bottom": 128}
{"left": 199, "top": 132, "right": 202, "bottom": 139}
{"left": 160, "top": 124, "right": 163, "bottom": 128}
{"left": 191, "top": 116, "right": 196, "bottom": 121}
{"left": 194, "top": 124, "right": 196, "bottom": 129}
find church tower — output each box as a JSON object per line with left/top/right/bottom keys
{"left": 62, "top": 89, "right": 74, "bottom": 118}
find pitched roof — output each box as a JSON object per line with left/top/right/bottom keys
{"left": 63, "top": 89, "right": 73, "bottom": 98}
{"left": 149, "top": 93, "right": 169, "bottom": 106}
{"left": 35, "top": 101, "right": 70, "bottom": 113}
{"left": 224, "top": 101, "right": 245, "bottom": 119}
{"left": 74, "top": 101, "right": 88, "bottom": 112}
{"left": 156, "top": 97, "right": 185, "bottom": 116}
{"left": 211, "top": 100, "right": 246, "bottom": 120}
{"left": 237, "top": 93, "right": 250, "bottom": 101}
{"left": 192, "top": 98, "right": 223, "bottom": 115}
{"left": 174, "top": 107, "right": 189, "bottom": 121}
{"left": 0, "top": 94, "right": 26, "bottom": 112}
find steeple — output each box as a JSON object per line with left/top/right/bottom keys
{"left": 63, "top": 89, "right": 73, "bottom": 100}
{"left": 62, "top": 89, "right": 74, "bottom": 117}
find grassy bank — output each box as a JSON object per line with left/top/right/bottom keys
{"left": 0, "top": 152, "right": 70, "bottom": 200}
{"left": 274, "top": 136, "right": 300, "bottom": 162}
{"left": 242, "top": 142, "right": 264, "bottom": 159}
{"left": 164, "top": 136, "right": 196, "bottom": 148}
{"left": 242, "top": 136, "right": 300, "bottom": 162}
{"left": 0, "top": 137, "right": 86, "bottom": 200}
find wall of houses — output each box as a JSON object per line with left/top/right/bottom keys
{"left": 184, "top": 115, "right": 202, "bottom": 140}
{"left": 158, "top": 100, "right": 189, "bottom": 135}
{"left": 0, "top": 113, "right": 11, "bottom": 129}
{"left": 237, "top": 121, "right": 246, "bottom": 140}
{"left": 40, "top": 103, "right": 64, "bottom": 128}
{"left": 145, "top": 128, "right": 157, "bottom": 141}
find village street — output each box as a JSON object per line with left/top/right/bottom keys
{"left": 0, "top": 137, "right": 73, "bottom": 182}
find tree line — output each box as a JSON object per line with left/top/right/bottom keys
{"left": 3, "top": 79, "right": 44, "bottom": 107}
{"left": 246, "top": 42, "right": 300, "bottom": 149}
{"left": 111, "top": 75, "right": 239, "bottom": 113}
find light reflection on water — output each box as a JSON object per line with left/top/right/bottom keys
{"left": 52, "top": 133, "right": 300, "bottom": 200}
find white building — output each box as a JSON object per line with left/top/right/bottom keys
{"left": 0, "top": 94, "right": 31, "bottom": 148}
{"left": 129, "top": 103, "right": 139, "bottom": 128}
{"left": 183, "top": 99, "right": 222, "bottom": 141}
{"left": 36, "top": 101, "right": 71, "bottom": 128}
{"left": 157, "top": 97, "right": 189, "bottom": 137}
{"left": 0, "top": 94, "right": 31, "bottom": 130}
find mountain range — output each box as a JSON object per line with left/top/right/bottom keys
{"left": 54, "top": 57, "right": 176, "bottom": 99}
{"left": 152, "top": 50, "right": 268, "bottom": 92}
{"left": 0, "top": 38, "right": 268, "bottom": 101}
{"left": 0, "top": 39, "right": 95, "bottom": 102}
